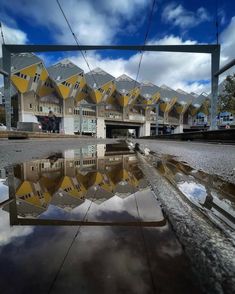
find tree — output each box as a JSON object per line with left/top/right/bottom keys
{"left": 218, "top": 73, "right": 235, "bottom": 113}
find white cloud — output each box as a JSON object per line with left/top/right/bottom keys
{"left": 0, "top": 210, "right": 33, "bottom": 247}
{"left": 162, "top": 3, "right": 211, "bottom": 29}
{"left": 0, "top": 0, "right": 150, "bottom": 45}
{"left": 67, "top": 35, "right": 211, "bottom": 94}
{"left": 0, "top": 22, "right": 28, "bottom": 57}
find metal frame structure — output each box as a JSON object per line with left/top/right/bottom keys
{"left": 2, "top": 44, "right": 220, "bottom": 131}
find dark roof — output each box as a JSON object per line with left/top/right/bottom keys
{"left": 115, "top": 74, "right": 140, "bottom": 94}
{"left": 0, "top": 53, "right": 41, "bottom": 73}
{"left": 47, "top": 59, "right": 83, "bottom": 83}
{"left": 140, "top": 82, "right": 160, "bottom": 99}
{"left": 85, "top": 67, "right": 115, "bottom": 89}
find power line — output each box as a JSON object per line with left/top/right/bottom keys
{"left": 215, "top": 0, "right": 219, "bottom": 44}
{"left": 56, "top": 0, "right": 99, "bottom": 87}
{"left": 0, "top": 22, "right": 5, "bottom": 44}
{"left": 133, "top": 0, "right": 156, "bottom": 91}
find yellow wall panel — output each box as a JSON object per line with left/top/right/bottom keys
{"left": 40, "top": 68, "right": 49, "bottom": 81}
{"left": 67, "top": 75, "right": 79, "bottom": 85}
{"left": 21, "top": 64, "right": 37, "bottom": 77}
{"left": 11, "top": 75, "right": 29, "bottom": 93}
{"left": 58, "top": 84, "right": 70, "bottom": 99}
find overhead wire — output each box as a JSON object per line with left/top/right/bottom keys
{"left": 133, "top": 0, "right": 156, "bottom": 91}
{"left": 56, "top": 0, "right": 99, "bottom": 87}
{"left": 215, "top": 0, "right": 219, "bottom": 44}
{"left": 0, "top": 22, "right": 5, "bottom": 44}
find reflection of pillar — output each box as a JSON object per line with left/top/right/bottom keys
{"left": 7, "top": 167, "right": 18, "bottom": 225}
{"left": 79, "top": 104, "right": 83, "bottom": 134}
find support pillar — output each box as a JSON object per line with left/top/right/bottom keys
{"left": 210, "top": 48, "right": 220, "bottom": 130}
{"left": 79, "top": 104, "right": 83, "bottom": 134}
{"left": 2, "top": 46, "right": 11, "bottom": 130}
{"left": 96, "top": 117, "right": 105, "bottom": 138}
{"left": 155, "top": 104, "right": 159, "bottom": 135}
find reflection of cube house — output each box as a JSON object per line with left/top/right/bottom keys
{"left": 13, "top": 179, "right": 51, "bottom": 218}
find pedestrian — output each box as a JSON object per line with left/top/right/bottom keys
{"left": 163, "top": 125, "right": 167, "bottom": 134}
{"left": 170, "top": 125, "right": 174, "bottom": 134}
{"left": 48, "top": 110, "right": 56, "bottom": 133}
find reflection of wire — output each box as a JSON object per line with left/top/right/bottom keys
{"left": 47, "top": 198, "right": 93, "bottom": 293}
{"left": 133, "top": 192, "right": 158, "bottom": 293}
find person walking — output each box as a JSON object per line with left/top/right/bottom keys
{"left": 48, "top": 110, "right": 56, "bottom": 133}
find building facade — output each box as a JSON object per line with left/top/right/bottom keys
{"left": 1, "top": 53, "right": 234, "bottom": 137}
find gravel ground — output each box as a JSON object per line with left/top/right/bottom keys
{"left": 0, "top": 138, "right": 118, "bottom": 170}
{"left": 135, "top": 139, "right": 235, "bottom": 184}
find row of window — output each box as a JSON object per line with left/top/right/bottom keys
{"left": 15, "top": 72, "right": 27, "bottom": 80}
{"left": 74, "top": 109, "right": 96, "bottom": 116}
{"left": 28, "top": 104, "right": 61, "bottom": 113}
{"left": 82, "top": 159, "right": 96, "bottom": 165}
{"left": 64, "top": 186, "right": 73, "bottom": 192}
{"left": 20, "top": 193, "right": 32, "bottom": 200}
{"left": 62, "top": 81, "right": 71, "bottom": 88}
{"left": 44, "top": 81, "right": 53, "bottom": 88}
{"left": 74, "top": 82, "right": 80, "bottom": 89}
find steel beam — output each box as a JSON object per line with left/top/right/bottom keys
{"left": 214, "top": 58, "right": 235, "bottom": 77}
{"left": 2, "top": 46, "right": 11, "bottom": 130}
{"left": 1, "top": 43, "right": 221, "bottom": 132}
{"left": 4, "top": 44, "right": 219, "bottom": 54}
{"left": 0, "top": 68, "right": 9, "bottom": 76}
{"left": 211, "top": 48, "right": 220, "bottom": 130}
{"left": 155, "top": 104, "right": 159, "bottom": 135}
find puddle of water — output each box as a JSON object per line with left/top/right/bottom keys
{"left": 0, "top": 143, "right": 202, "bottom": 293}
{"left": 154, "top": 155, "right": 235, "bottom": 232}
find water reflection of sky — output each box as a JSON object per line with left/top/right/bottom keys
{"left": 0, "top": 179, "right": 9, "bottom": 202}
{"left": 178, "top": 181, "right": 207, "bottom": 205}
{"left": 0, "top": 145, "right": 202, "bottom": 293}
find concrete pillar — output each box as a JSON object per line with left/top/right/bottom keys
{"left": 18, "top": 93, "right": 24, "bottom": 122}
{"left": 164, "top": 111, "right": 169, "bottom": 124}
{"left": 62, "top": 116, "right": 74, "bottom": 134}
{"left": 140, "top": 121, "right": 150, "bottom": 137}
{"left": 174, "top": 124, "right": 183, "bottom": 134}
{"left": 97, "top": 117, "right": 106, "bottom": 138}
{"left": 62, "top": 98, "right": 74, "bottom": 134}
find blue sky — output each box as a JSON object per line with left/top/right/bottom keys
{"left": 0, "top": 0, "right": 235, "bottom": 93}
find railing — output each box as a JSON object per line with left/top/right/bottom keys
{"left": 127, "top": 114, "right": 145, "bottom": 122}
{"left": 104, "top": 112, "right": 122, "bottom": 120}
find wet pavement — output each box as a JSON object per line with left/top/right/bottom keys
{"left": 135, "top": 139, "right": 235, "bottom": 184}
{"left": 0, "top": 142, "right": 201, "bottom": 294}
{"left": 153, "top": 154, "right": 235, "bottom": 236}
